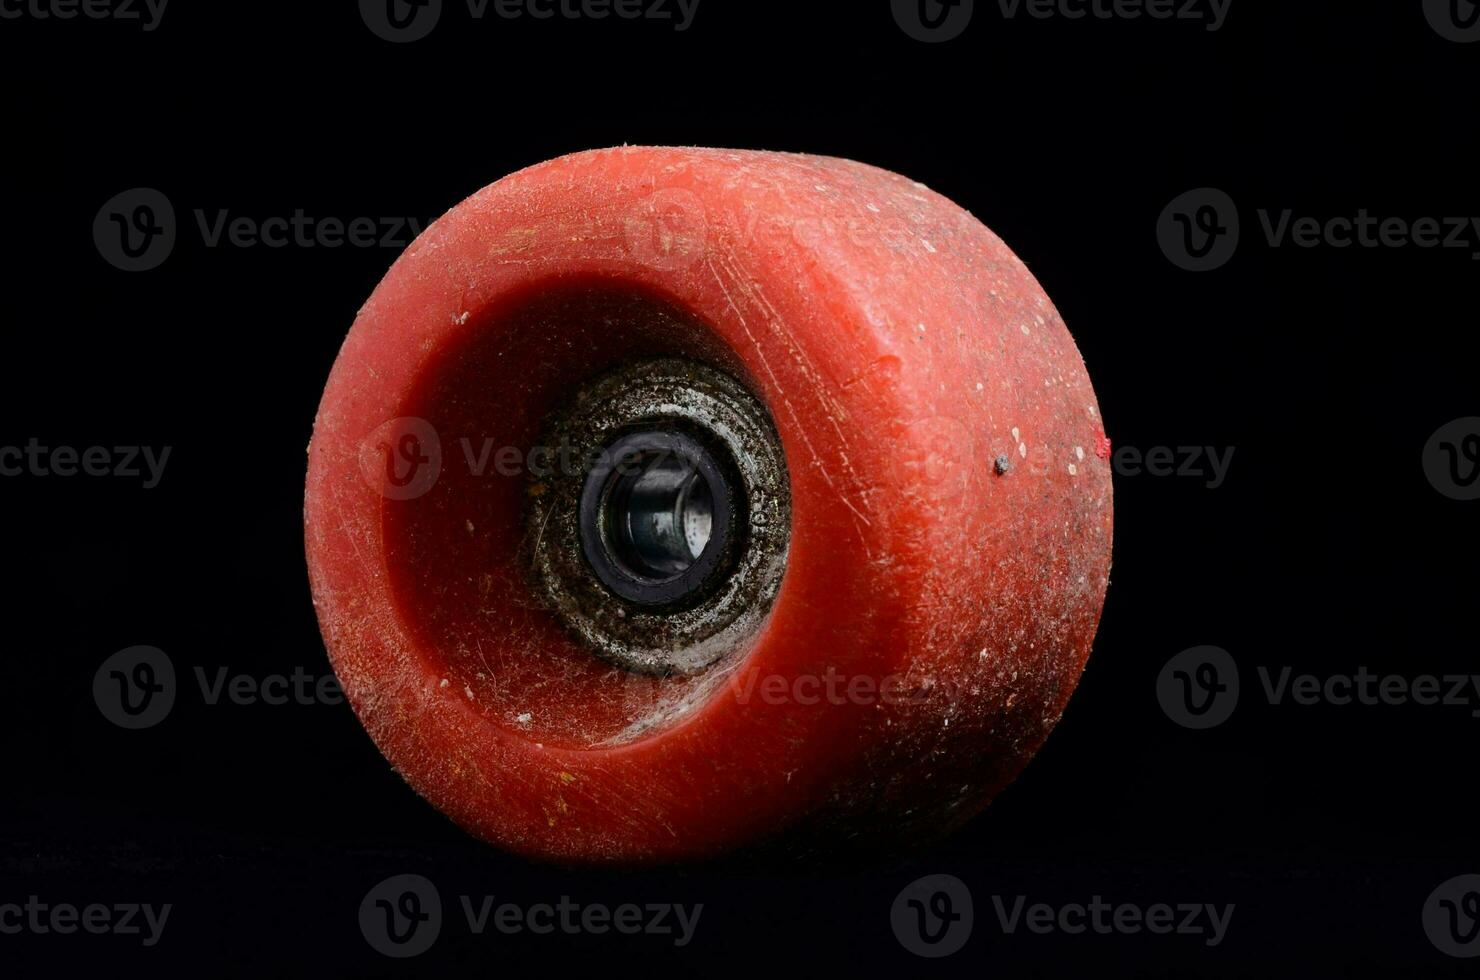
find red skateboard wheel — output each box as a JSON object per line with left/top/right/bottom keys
{"left": 305, "top": 147, "right": 1112, "bottom": 864}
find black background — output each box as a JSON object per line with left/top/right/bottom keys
{"left": 1, "top": 0, "right": 1476, "bottom": 975}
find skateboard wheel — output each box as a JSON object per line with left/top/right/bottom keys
{"left": 305, "top": 147, "right": 1112, "bottom": 864}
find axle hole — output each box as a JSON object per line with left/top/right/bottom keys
{"left": 578, "top": 428, "right": 737, "bottom": 607}
{"left": 606, "top": 451, "right": 715, "bottom": 578}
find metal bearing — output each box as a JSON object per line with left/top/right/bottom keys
{"left": 528, "top": 359, "right": 791, "bottom": 676}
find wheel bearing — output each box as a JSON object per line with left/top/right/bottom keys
{"left": 529, "top": 358, "right": 791, "bottom": 676}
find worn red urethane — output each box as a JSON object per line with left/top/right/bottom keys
{"left": 305, "top": 147, "right": 1113, "bottom": 864}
